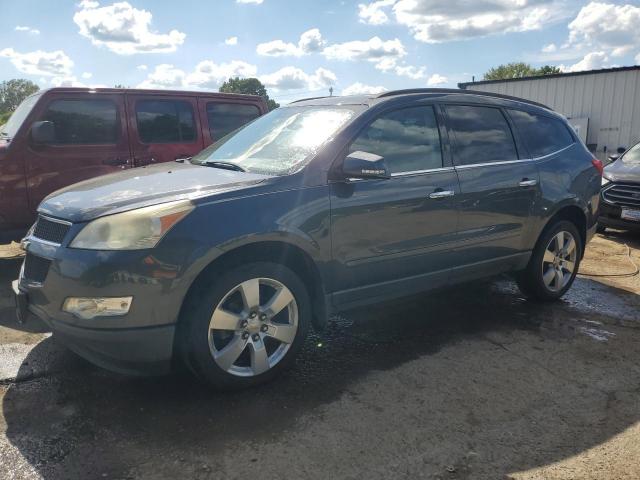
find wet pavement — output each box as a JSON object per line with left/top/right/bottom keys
{"left": 1, "top": 231, "right": 639, "bottom": 479}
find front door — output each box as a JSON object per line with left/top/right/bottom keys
{"left": 330, "top": 105, "right": 460, "bottom": 306}
{"left": 126, "top": 94, "right": 204, "bottom": 166}
{"left": 24, "top": 92, "right": 131, "bottom": 215}
{"left": 443, "top": 103, "right": 540, "bottom": 271}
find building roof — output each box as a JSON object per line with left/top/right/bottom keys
{"left": 458, "top": 65, "right": 640, "bottom": 89}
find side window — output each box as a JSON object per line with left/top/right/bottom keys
{"left": 445, "top": 105, "right": 518, "bottom": 165}
{"left": 349, "top": 106, "right": 443, "bottom": 174}
{"left": 508, "top": 109, "right": 574, "bottom": 158}
{"left": 41, "top": 99, "right": 118, "bottom": 144}
{"left": 207, "top": 103, "right": 260, "bottom": 140}
{"left": 135, "top": 100, "right": 196, "bottom": 143}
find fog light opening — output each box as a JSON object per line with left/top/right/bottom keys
{"left": 62, "top": 297, "right": 133, "bottom": 320}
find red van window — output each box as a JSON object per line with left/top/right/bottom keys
{"left": 42, "top": 99, "right": 118, "bottom": 145}
{"left": 206, "top": 103, "right": 260, "bottom": 141}
{"left": 136, "top": 100, "right": 196, "bottom": 144}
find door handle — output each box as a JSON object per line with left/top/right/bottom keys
{"left": 103, "top": 157, "right": 128, "bottom": 166}
{"left": 428, "top": 190, "right": 455, "bottom": 199}
{"left": 518, "top": 178, "right": 538, "bottom": 187}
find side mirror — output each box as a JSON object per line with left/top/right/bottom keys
{"left": 31, "top": 121, "right": 55, "bottom": 144}
{"left": 608, "top": 154, "right": 620, "bottom": 163}
{"left": 342, "top": 151, "right": 390, "bottom": 180}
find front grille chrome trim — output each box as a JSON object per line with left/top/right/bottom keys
{"left": 602, "top": 183, "right": 640, "bottom": 208}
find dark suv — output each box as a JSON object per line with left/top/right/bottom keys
{"left": 14, "top": 89, "right": 602, "bottom": 389}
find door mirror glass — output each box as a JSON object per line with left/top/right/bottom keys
{"left": 31, "top": 120, "right": 55, "bottom": 144}
{"left": 343, "top": 151, "right": 390, "bottom": 180}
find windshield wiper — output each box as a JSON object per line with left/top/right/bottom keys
{"left": 203, "top": 161, "right": 246, "bottom": 172}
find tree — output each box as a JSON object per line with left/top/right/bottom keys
{"left": 536, "top": 65, "right": 562, "bottom": 76}
{"left": 483, "top": 62, "right": 562, "bottom": 81}
{"left": 0, "top": 79, "right": 39, "bottom": 113}
{"left": 219, "top": 77, "right": 279, "bottom": 110}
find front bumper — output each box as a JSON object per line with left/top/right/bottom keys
{"left": 14, "top": 237, "right": 192, "bottom": 375}
{"left": 598, "top": 201, "right": 640, "bottom": 231}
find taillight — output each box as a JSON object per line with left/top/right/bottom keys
{"left": 591, "top": 158, "right": 604, "bottom": 176}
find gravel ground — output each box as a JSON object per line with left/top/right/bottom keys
{"left": 0, "top": 231, "right": 639, "bottom": 480}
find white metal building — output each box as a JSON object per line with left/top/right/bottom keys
{"left": 458, "top": 66, "right": 640, "bottom": 160}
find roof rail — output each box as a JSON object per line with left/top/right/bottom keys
{"left": 375, "top": 88, "right": 551, "bottom": 110}
{"left": 289, "top": 95, "right": 331, "bottom": 104}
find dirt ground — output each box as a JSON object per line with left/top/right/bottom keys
{"left": 0, "top": 231, "right": 639, "bottom": 480}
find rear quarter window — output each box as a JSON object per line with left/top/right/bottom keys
{"left": 508, "top": 110, "right": 574, "bottom": 158}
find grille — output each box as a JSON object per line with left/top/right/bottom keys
{"left": 23, "top": 254, "right": 51, "bottom": 284}
{"left": 602, "top": 183, "right": 640, "bottom": 208}
{"left": 33, "top": 216, "right": 71, "bottom": 244}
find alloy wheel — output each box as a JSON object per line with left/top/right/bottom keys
{"left": 208, "top": 277, "right": 298, "bottom": 377}
{"left": 541, "top": 230, "right": 577, "bottom": 292}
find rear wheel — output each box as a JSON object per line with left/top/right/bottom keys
{"left": 516, "top": 220, "right": 582, "bottom": 301}
{"left": 181, "top": 262, "right": 310, "bottom": 389}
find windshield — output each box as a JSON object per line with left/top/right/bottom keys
{"left": 0, "top": 91, "right": 42, "bottom": 139}
{"left": 190, "top": 105, "right": 358, "bottom": 175}
{"left": 621, "top": 142, "right": 640, "bottom": 164}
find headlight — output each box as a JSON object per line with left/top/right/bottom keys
{"left": 70, "top": 200, "right": 193, "bottom": 250}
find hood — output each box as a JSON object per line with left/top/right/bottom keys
{"left": 604, "top": 158, "right": 640, "bottom": 183}
{"left": 39, "top": 161, "right": 268, "bottom": 222}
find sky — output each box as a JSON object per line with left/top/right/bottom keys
{"left": 1, "top": 0, "right": 639, "bottom": 103}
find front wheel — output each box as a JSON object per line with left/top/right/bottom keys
{"left": 516, "top": 220, "right": 583, "bottom": 301}
{"left": 181, "top": 262, "right": 310, "bottom": 389}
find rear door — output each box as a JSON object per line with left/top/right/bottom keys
{"left": 443, "top": 103, "right": 540, "bottom": 273}
{"left": 198, "top": 98, "right": 262, "bottom": 146}
{"left": 24, "top": 92, "right": 131, "bottom": 215}
{"left": 329, "top": 104, "right": 460, "bottom": 305}
{"left": 127, "top": 94, "right": 204, "bottom": 166}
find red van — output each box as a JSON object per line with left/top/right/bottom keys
{"left": 0, "top": 87, "right": 268, "bottom": 240}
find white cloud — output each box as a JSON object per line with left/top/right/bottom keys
{"left": 137, "top": 64, "right": 148, "bottom": 71}
{"left": 225, "top": 36, "right": 238, "bottom": 46}
{"left": 237, "top": 0, "right": 263, "bottom": 3}
{"left": 568, "top": 3, "right": 640, "bottom": 58}
{"left": 358, "top": 0, "right": 566, "bottom": 43}
{"left": 0, "top": 48, "right": 74, "bottom": 76}
{"left": 260, "top": 67, "right": 336, "bottom": 91}
{"left": 15, "top": 25, "right": 40, "bottom": 35}
{"left": 342, "top": 82, "right": 387, "bottom": 95}
{"left": 561, "top": 51, "right": 609, "bottom": 72}
{"left": 257, "top": 28, "right": 325, "bottom": 57}
{"left": 394, "top": 64, "right": 426, "bottom": 79}
{"left": 542, "top": 43, "right": 557, "bottom": 53}
{"left": 322, "top": 36, "right": 406, "bottom": 71}
{"left": 427, "top": 73, "right": 448, "bottom": 85}
{"left": 73, "top": 1, "right": 186, "bottom": 55}
{"left": 137, "top": 60, "right": 258, "bottom": 90}
{"left": 636, "top": 52, "right": 640, "bottom": 64}
{"left": 358, "top": 0, "right": 395, "bottom": 25}
{"left": 81, "top": 71, "right": 93, "bottom": 79}
{"left": 186, "top": 60, "right": 258, "bottom": 89}
{"left": 137, "top": 64, "right": 185, "bottom": 89}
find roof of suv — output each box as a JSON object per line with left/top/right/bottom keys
{"left": 290, "top": 88, "right": 552, "bottom": 111}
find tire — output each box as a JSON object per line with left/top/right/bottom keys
{"left": 180, "top": 261, "right": 310, "bottom": 390}
{"left": 516, "top": 220, "right": 583, "bottom": 301}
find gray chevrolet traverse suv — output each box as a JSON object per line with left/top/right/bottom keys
{"left": 14, "top": 89, "right": 602, "bottom": 389}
